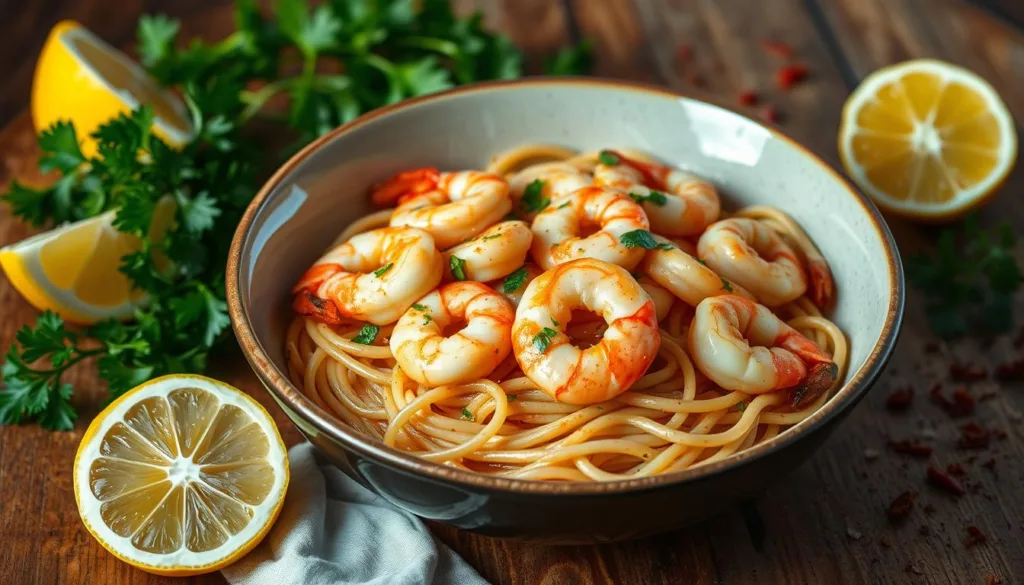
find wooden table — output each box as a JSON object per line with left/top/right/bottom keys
{"left": 2, "top": 1, "right": 1023, "bottom": 583}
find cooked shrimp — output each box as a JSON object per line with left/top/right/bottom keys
{"left": 512, "top": 258, "right": 660, "bottom": 405}
{"left": 689, "top": 295, "right": 837, "bottom": 407}
{"left": 638, "top": 276, "right": 675, "bottom": 322}
{"left": 442, "top": 221, "right": 532, "bottom": 282}
{"left": 697, "top": 218, "right": 807, "bottom": 307}
{"left": 530, "top": 185, "right": 650, "bottom": 270}
{"left": 641, "top": 234, "right": 755, "bottom": 307}
{"left": 495, "top": 262, "right": 543, "bottom": 307}
{"left": 386, "top": 170, "right": 512, "bottom": 249}
{"left": 293, "top": 227, "right": 442, "bottom": 326}
{"left": 390, "top": 282, "right": 515, "bottom": 386}
{"left": 370, "top": 167, "right": 440, "bottom": 207}
{"left": 594, "top": 150, "right": 720, "bottom": 236}
{"left": 507, "top": 162, "right": 592, "bottom": 220}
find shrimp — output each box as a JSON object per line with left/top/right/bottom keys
{"left": 370, "top": 167, "right": 440, "bottom": 207}
{"left": 385, "top": 170, "right": 512, "bottom": 249}
{"left": 637, "top": 276, "right": 675, "bottom": 323}
{"left": 594, "top": 150, "right": 720, "bottom": 236}
{"left": 507, "top": 162, "right": 592, "bottom": 220}
{"left": 442, "top": 220, "right": 533, "bottom": 282}
{"left": 688, "top": 295, "right": 837, "bottom": 408}
{"left": 512, "top": 258, "right": 660, "bottom": 405}
{"left": 641, "top": 234, "right": 755, "bottom": 307}
{"left": 390, "top": 282, "right": 515, "bottom": 386}
{"left": 697, "top": 218, "right": 806, "bottom": 307}
{"left": 530, "top": 185, "right": 650, "bottom": 270}
{"left": 293, "top": 227, "right": 442, "bottom": 326}
{"left": 495, "top": 262, "right": 543, "bottom": 307}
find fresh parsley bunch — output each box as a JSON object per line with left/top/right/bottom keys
{"left": 0, "top": 0, "right": 590, "bottom": 430}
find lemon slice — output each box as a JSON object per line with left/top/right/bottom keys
{"left": 0, "top": 198, "right": 174, "bottom": 323}
{"left": 74, "top": 375, "right": 289, "bottom": 576}
{"left": 32, "top": 20, "right": 193, "bottom": 157}
{"left": 839, "top": 59, "right": 1017, "bottom": 221}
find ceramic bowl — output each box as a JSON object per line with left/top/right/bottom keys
{"left": 226, "top": 78, "right": 904, "bottom": 543}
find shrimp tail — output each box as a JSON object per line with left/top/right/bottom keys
{"left": 789, "top": 361, "right": 838, "bottom": 408}
{"left": 293, "top": 263, "right": 343, "bottom": 294}
{"left": 292, "top": 291, "right": 346, "bottom": 325}
{"left": 806, "top": 258, "right": 835, "bottom": 309}
{"left": 370, "top": 167, "right": 440, "bottom": 207}
{"left": 601, "top": 150, "right": 670, "bottom": 190}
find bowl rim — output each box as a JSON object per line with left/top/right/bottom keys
{"left": 226, "top": 76, "right": 906, "bottom": 496}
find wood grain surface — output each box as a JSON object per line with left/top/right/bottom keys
{"left": 1, "top": 1, "right": 1023, "bottom": 584}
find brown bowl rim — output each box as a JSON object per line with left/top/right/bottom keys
{"left": 226, "top": 76, "right": 906, "bottom": 496}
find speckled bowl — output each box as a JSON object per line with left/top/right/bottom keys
{"left": 226, "top": 78, "right": 904, "bottom": 543}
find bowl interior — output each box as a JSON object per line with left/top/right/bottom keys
{"left": 235, "top": 80, "right": 900, "bottom": 479}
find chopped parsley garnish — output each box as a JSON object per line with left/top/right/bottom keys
{"left": 557, "top": 201, "right": 571, "bottom": 209}
{"left": 412, "top": 303, "right": 427, "bottom": 311}
{"left": 502, "top": 267, "right": 528, "bottom": 294}
{"left": 629, "top": 190, "right": 667, "bottom": 206}
{"left": 696, "top": 258, "right": 708, "bottom": 266}
{"left": 461, "top": 407, "right": 475, "bottom": 421}
{"left": 520, "top": 179, "right": 550, "bottom": 213}
{"left": 720, "top": 277, "right": 734, "bottom": 293}
{"left": 655, "top": 242, "right": 675, "bottom": 250}
{"left": 532, "top": 327, "right": 559, "bottom": 353}
{"left": 598, "top": 150, "right": 619, "bottom": 165}
{"left": 373, "top": 263, "right": 393, "bottom": 277}
{"left": 352, "top": 324, "right": 379, "bottom": 345}
{"left": 449, "top": 255, "right": 468, "bottom": 280}
{"left": 423, "top": 314, "right": 433, "bottom": 325}
{"left": 507, "top": 394, "right": 518, "bottom": 402}
{"left": 619, "top": 229, "right": 659, "bottom": 249}
{"left": 736, "top": 400, "right": 747, "bottom": 412}
{"left": 551, "top": 317, "right": 559, "bottom": 327}
{"left": 481, "top": 233, "right": 502, "bottom": 241}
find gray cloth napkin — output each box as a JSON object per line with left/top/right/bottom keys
{"left": 222, "top": 442, "right": 490, "bottom": 585}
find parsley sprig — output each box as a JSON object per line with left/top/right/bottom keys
{"left": 0, "top": 0, "right": 591, "bottom": 431}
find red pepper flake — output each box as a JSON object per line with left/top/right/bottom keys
{"left": 959, "top": 422, "right": 991, "bottom": 450}
{"left": 676, "top": 44, "right": 692, "bottom": 63}
{"left": 759, "top": 104, "right": 780, "bottom": 123}
{"left": 946, "top": 463, "right": 966, "bottom": 476}
{"left": 927, "top": 466, "right": 965, "bottom": 496}
{"left": 950, "top": 361, "right": 987, "bottom": 381}
{"left": 736, "top": 90, "right": 758, "bottom": 106}
{"left": 919, "top": 525, "right": 930, "bottom": 536}
{"left": 986, "top": 576, "right": 1004, "bottom": 585}
{"left": 931, "top": 385, "right": 974, "bottom": 417}
{"left": 923, "top": 341, "right": 941, "bottom": 354}
{"left": 685, "top": 74, "right": 705, "bottom": 88}
{"left": 887, "top": 439, "right": 933, "bottom": 458}
{"left": 760, "top": 39, "right": 795, "bottom": 60}
{"left": 887, "top": 490, "right": 917, "bottom": 522}
{"left": 965, "top": 525, "right": 988, "bottom": 547}
{"left": 776, "top": 64, "right": 809, "bottom": 90}
{"left": 995, "top": 357, "right": 1024, "bottom": 380}
{"left": 886, "top": 385, "right": 914, "bottom": 411}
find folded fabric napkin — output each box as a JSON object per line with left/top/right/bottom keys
{"left": 222, "top": 442, "right": 490, "bottom": 585}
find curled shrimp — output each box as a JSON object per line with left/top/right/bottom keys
{"left": 594, "top": 150, "right": 720, "bottom": 236}
{"left": 293, "top": 227, "right": 442, "bottom": 325}
{"left": 530, "top": 185, "right": 650, "bottom": 270}
{"left": 641, "top": 234, "right": 755, "bottom": 307}
{"left": 370, "top": 167, "right": 441, "bottom": 207}
{"left": 390, "top": 282, "right": 515, "bottom": 386}
{"left": 697, "top": 218, "right": 806, "bottom": 307}
{"left": 507, "top": 162, "right": 592, "bottom": 220}
{"left": 442, "top": 220, "right": 532, "bottom": 282}
{"left": 637, "top": 276, "right": 675, "bottom": 323}
{"left": 512, "top": 258, "right": 660, "bottom": 405}
{"left": 386, "top": 170, "right": 512, "bottom": 249}
{"left": 688, "top": 295, "right": 837, "bottom": 407}
{"left": 495, "top": 262, "right": 543, "bottom": 307}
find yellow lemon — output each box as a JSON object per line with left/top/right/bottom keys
{"left": 31, "top": 20, "right": 193, "bottom": 157}
{"left": 838, "top": 59, "right": 1017, "bottom": 221}
{"left": 74, "top": 374, "right": 290, "bottom": 576}
{"left": 0, "top": 197, "right": 175, "bottom": 323}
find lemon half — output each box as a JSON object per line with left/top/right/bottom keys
{"left": 73, "top": 375, "right": 289, "bottom": 576}
{"left": 32, "top": 20, "right": 193, "bottom": 157}
{"left": 839, "top": 59, "right": 1017, "bottom": 221}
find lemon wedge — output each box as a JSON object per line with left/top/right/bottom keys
{"left": 838, "top": 59, "right": 1017, "bottom": 221}
{"left": 32, "top": 20, "right": 193, "bottom": 157}
{"left": 0, "top": 198, "right": 175, "bottom": 323}
{"left": 74, "top": 374, "right": 289, "bottom": 576}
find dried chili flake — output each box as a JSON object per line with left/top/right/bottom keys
{"left": 950, "top": 361, "right": 987, "bottom": 381}
{"left": 759, "top": 104, "right": 780, "bottom": 123}
{"left": 959, "top": 422, "right": 991, "bottom": 450}
{"left": 965, "top": 525, "right": 988, "bottom": 547}
{"left": 947, "top": 463, "right": 966, "bottom": 476}
{"left": 776, "top": 64, "right": 809, "bottom": 90}
{"left": 931, "top": 385, "right": 974, "bottom": 417}
{"left": 888, "top": 439, "right": 933, "bottom": 458}
{"left": 919, "top": 525, "right": 930, "bottom": 536}
{"left": 737, "top": 90, "right": 759, "bottom": 106}
{"left": 886, "top": 385, "right": 914, "bottom": 411}
{"left": 995, "top": 357, "right": 1024, "bottom": 380}
{"left": 927, "top": 466, "right": 965, "bottom": 496}
{"left": 676, "top": 44, "right": 693, "bottom": 63}
{"left": 760, "top": 39, "right": 795, "bottom": 60}
{"left": 986, "top": 576, "right": 1004, "bottom": 585}
{"left": 887, "top": 490, "right": 917, "bottom": 522}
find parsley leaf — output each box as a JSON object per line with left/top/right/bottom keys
{"left": 736, "top": 400, "right": 747, "bottom": 412}
{"left": 502, "top": 267, "right": 528, "bottom": 294}
{"left": 352, "top": 324, "right": 380, "bottom": 345}
{"left": 449, "top": 255, "right": 468, "bottom": 280}
{"left": 620, "top": 229, "right": 659, "bottom": 249}
{"left": 656, "top": 242, "right": 675, "bottom": 250}
{"left": 720, "top": 277, "right": 734, "bottom": 293}
{"left": 481, "top": 233, "right": 502, "bottom": 241}
{"left": 412, "top": 303, "right": 427, "bottom": 311}
{"left": 461, "top": 407, "right": 475, "bottom": 421}
{"left": 598, "top": 150, "right": 619, "bottom": 165}
{"left": 544, "top": 39, "right": 594, "bottom": 75}
{"left": 507, "top": 394, "right": 518, "bottom": 402}
{"left": 37, "top": 121, "right": 86, "bottom": 174}
{"left": 629, "top": 190, "right": 668, "bottom": 206}
{"left": 520, "top": 179, "right": 550, "bottom": 213}
{"left": 532, "top": 327, "right": 559, "bottom": 353}
{"left": 374, "top": 263, "right": 394, "bottom": 277}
